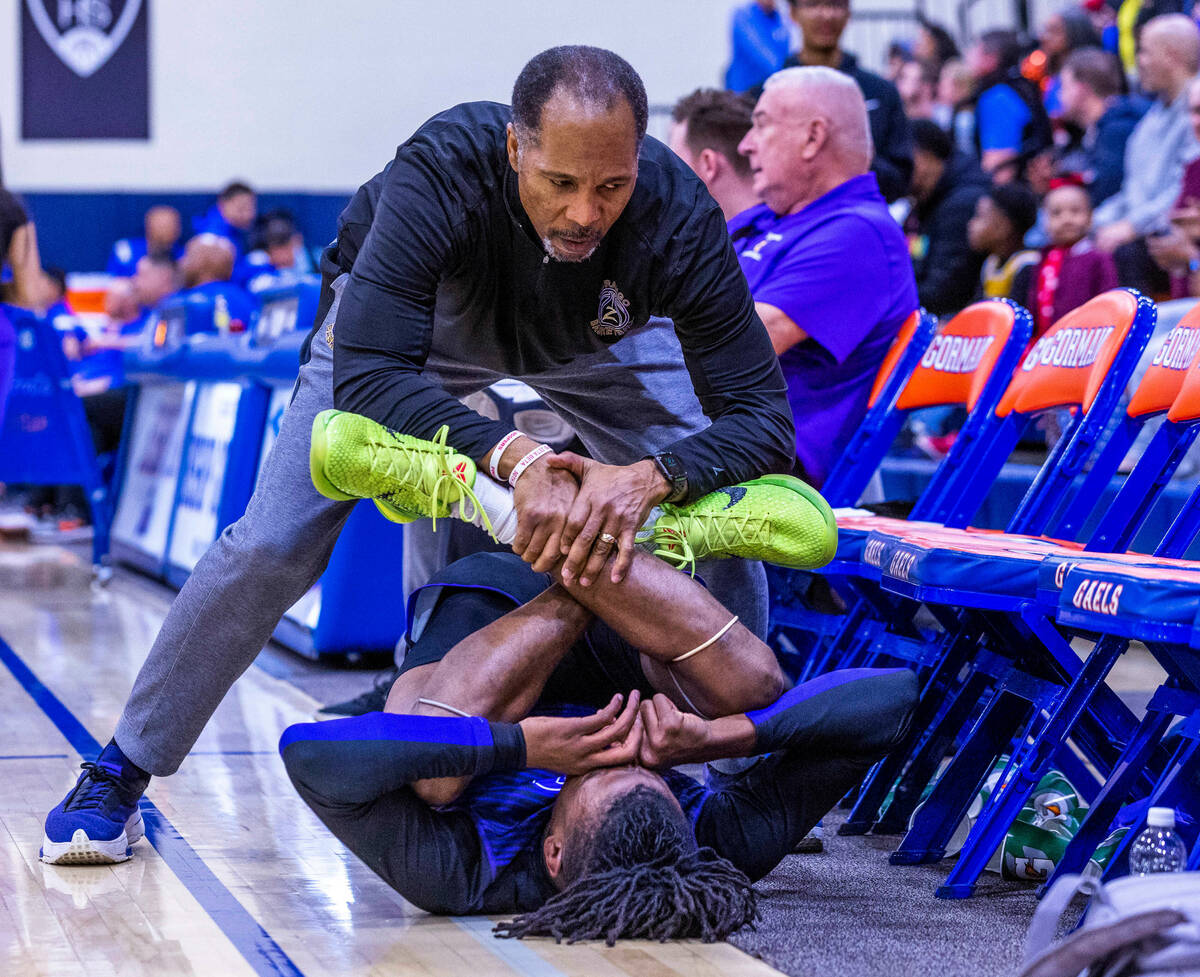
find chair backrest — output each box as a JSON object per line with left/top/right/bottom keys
{"left": 898, "top": 300, "right": 1034, "bottom": 522}
{"left": 822, "top": 303, "right": 1032, "bottom": 509}
{"left": 939, "top": 289, "right": 1154, "bottom": 532}
{"left": 822, "top": 309, "right": 937, "bottom": 506}
{"left": 0, "top": 305, "right": 111, "bottom": 564}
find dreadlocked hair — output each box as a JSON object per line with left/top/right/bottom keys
{"left": 494, "top": 785, "right": 758, "bottom": 946}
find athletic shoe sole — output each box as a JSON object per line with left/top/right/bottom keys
{"left": 40, "top": 809, "right": 144, "bottom": 865}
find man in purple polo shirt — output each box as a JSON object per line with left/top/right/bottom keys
{"left": 735, "top": 65, "right": 917, "bottom": 486}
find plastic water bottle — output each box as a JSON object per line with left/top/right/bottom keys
{"left": 1129, "top": 807, "right": 1188, "bottom": 876}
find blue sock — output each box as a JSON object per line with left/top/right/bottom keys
{"left": 99, "top": 739, "right": 150, "bottom": 787}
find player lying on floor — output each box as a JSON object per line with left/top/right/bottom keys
{"left": 280, "top": 545, "right": 918, "bottom": 943}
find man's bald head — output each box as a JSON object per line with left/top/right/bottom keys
{"left": 765, "top": 66, "right": 873, "bottom": 169}
{"left": 180, "top": 234, "right": 235, "bottom": 289}
{"left": 1138, "top": 14, "right": 1200, "bottom": 97}
{"left": 738, "top": 65, "right": 873, "bottom": 215}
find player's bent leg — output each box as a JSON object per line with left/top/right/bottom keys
{"left": 559, "top": 548, "right": 784, "bottom": 717}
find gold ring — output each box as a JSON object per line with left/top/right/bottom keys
{"left": 597, "top": 532, "right": 617, "bottom": 546}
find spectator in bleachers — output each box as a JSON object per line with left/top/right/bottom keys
{"left": 885, "top": 40, "right": 913, "bottom": 83}
{"left": 1027, "top": 177, "right": 1117, "bottom": 337}
{"left": 238, "top": 212, "right": 314, "bottom": 290}
{"left": 907, "top": 119, "right": 992, "bottom": 315}
{"left": 724, "top": 0, "right": 793, "bottom": 93}
{"left": 963, "top": 29, "right": 1054, "bottom": 179}
{"left": 1093, "top": 15, "right": 1200, "bottom": 296}
{"left": 177, "top": 234, "right": 256, "bottom": 334}
{"left": 41, "top": 267, "right": 72, "bottom": 319}
{"left": 735, "top": 66, "right": 917, "bottom": 485}
{"left": 1057, "top": 47, "right": 1146, "bottom": 208}
{"left": 914, "top": 16, "right": 960, "bottom": 74}
{"left": 938, "top": 58, "right": 976, "bottom": 149}
{"left": 669, "top": 89, "right": 760, "bottom": 220}
{"left": 131, "top": 252, "right": 179, "bottom": 312}
{"left": 105, "top": 205, "right": 183, "bottom": 278}
{"left": 774, "top": 0, "right": 914, "bottom": 201}
{"left": 896, "top": 59, "right": 939, "bottom": 119}
{"left": 1144, "top": 77, "right": 1200, "bottom": 296}
{"left": 192, "top": 181, "right": 257, "bottom": 259}
{"left": 1025, "top": 9, "right": 1102, "bottom": 117}
{"left": 0, "top": 185, "right": 52, "bottom": 311}
{"left": 967, "top": 182, "right": 1041, "bottom": 300}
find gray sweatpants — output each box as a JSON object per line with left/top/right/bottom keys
{"left": 115, "top": 275, "right": 767, "bottom": 775}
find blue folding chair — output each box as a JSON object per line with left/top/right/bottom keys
{"left": 839, "top": 291, "right": 1156, "bottom": 871}
{"left": 914, "top": 305, "right": 1200, "bottom": 896}
{"left": 0, "top": 305, "right": 113, "bottom": 574}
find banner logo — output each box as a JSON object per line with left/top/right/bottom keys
{"left": 26, "top": 0, "right": 143, "bottom": 78}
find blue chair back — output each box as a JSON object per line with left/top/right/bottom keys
{"left": 0, "top": 305, "right": 111, "bottom": 569}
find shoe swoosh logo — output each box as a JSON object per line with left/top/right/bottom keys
{"left": 717, "top": 486, "right": 746, "bottom": 510}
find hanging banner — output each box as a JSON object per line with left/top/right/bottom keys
{"left": 21, "top": 0, "right": 150, "bottom": 140}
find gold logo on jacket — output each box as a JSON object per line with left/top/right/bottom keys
{"left": 590, "top": 280, "right": 632, "bottom": 338}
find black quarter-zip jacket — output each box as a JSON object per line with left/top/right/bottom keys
{"left": 327, "top": 101, "right": 794, "bottom": 501}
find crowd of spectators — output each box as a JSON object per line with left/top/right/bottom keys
{"left": 726, "top": 1, "right": 1200, "bottom": 321}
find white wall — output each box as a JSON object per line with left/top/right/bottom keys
{"left": 1, "top": 0, "right": 737, "bottom": 192}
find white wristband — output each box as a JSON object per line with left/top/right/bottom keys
{"left": 509, "top": 443, "right": 552, "bottom": 487}
{"left": 488, "top": 430, "right": 524, "bottom": 481}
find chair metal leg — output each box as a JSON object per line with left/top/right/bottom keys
{"left": 891, "top": 688, "right": 1032, "bottom": 869}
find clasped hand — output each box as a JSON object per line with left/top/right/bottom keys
{"left": 510, "top": 451, "right": 670, "bottom": 585}
{"left": 519, "top": 692, "right": 712, "bottom": 775}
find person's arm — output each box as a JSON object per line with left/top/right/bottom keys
{"left": 331, "top": 146, "right": 513, "bottom": 460}
{"left": 756, "top": 301, "right": 808, "bottom": 355}
{"left": 7, "top": 222, "right": 48, "bottom": 310}
{"left": 1123, "top": 139, "right": 1194, "bottom": 235}
{"left": 658, "top": 206, "right": 797, "bottom": 500}
{"left": 638, "top": 666, "right": 919, "bottom": 769}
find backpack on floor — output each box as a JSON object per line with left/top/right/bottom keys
{"left": 1020, "top": 872, "right": 1200, "bottom": 977}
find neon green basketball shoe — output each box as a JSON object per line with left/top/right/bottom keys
{"left": 310, "top": 409, "right": 491, "bottom": 535}
{"left": 641, "top": 474, "right": 837, "bottom": 573}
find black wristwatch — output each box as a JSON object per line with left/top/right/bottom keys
{"left": 645, "top": 452, "right": 688, "bottom": 503}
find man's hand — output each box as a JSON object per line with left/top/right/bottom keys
{"left": 511, "top": 458, "right": 581, "bottom": 572}
{"left": 1094, "top": 220, "right": 1137, "bottom": 254}
{"left": 520, "top": 691, "right": 643, "bottom": 774}
{"left": 1147, "top": 228, "right": 1198, "bottom": 273}
{"left": 548, "top": 452, "right": 671, "bottom": 586}
{"left": 637, "top": 693, "right": 713, "bottom": 769}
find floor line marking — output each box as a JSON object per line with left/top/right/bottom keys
{"left": 0, "top": 633, "right": 307, "bottom": 977}
{"left": 0, "top": 753, "right": 70, "bottom": 760}
{"left": 451, "top": 915, "right": 568, "bottom": 977}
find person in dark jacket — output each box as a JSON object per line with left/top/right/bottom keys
{"left": 41, "top": 46, "right": 795, "bottom": 868}
{"left": 1058, "top": 47, "right": 1147, "bottom": 207}
{"left": 963, "top": 29, "right": 1054, "bottom": 178}
{"left": 772, "top": 0, "right": 914, "bottom": 200}
{"left": 908, "top": 119, "right": 992, "bottom": 314}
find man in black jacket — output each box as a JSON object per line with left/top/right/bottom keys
{"left": 41, "top": 46, "right": 796, "bottom": 867}
{"left": 908, "top": 119, "right": 992, "bottom": 315}
{"left": 776, "top": 0, "right": 914, "bottom": 200}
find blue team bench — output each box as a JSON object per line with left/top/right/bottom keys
{"left": 878, "top": 455, "right": 1200, "bottom": 560}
